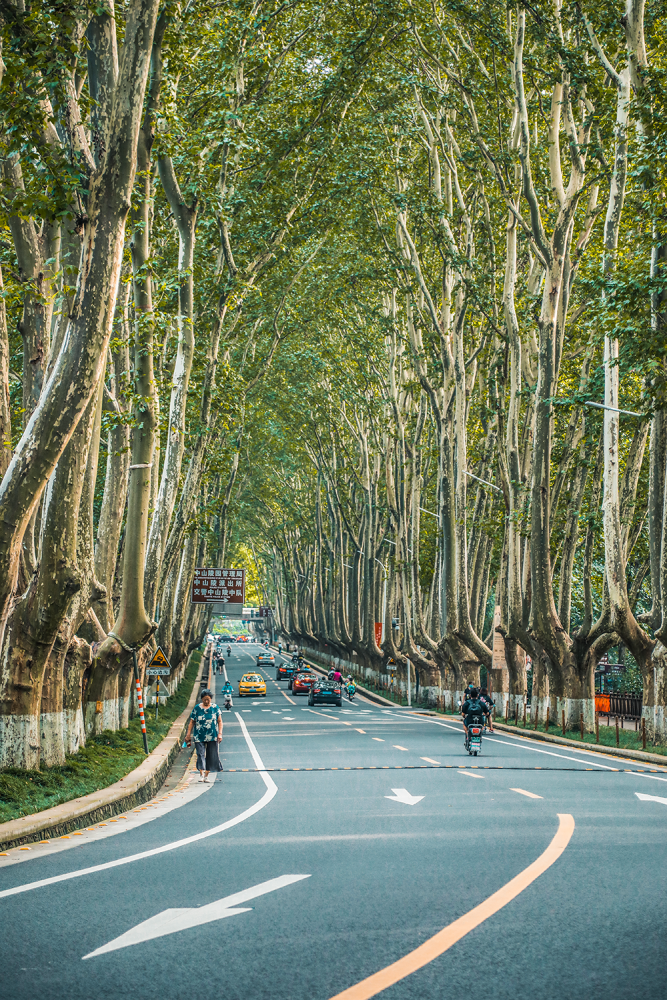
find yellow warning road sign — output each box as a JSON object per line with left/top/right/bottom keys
{"left": 146, "top": 646, "right": 171, "bottom": 675}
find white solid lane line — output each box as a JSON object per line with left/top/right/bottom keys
{"left": 511, "top": 788, "right": 543, "bottom": 799}
{"left": 0, "top": 714, "right": 277, "bottom": 900}
{"left": 0, "top": 769, "right": 211, "bottom": 870}
{"left": 395, "top": 712, "right": 620, "bottom": 770}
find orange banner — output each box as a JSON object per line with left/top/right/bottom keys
{"left": 595, "top": 695, "right": 610, "bottom": 714}
{"left": 375, "top": 622, "right": 383, "bottom": 647}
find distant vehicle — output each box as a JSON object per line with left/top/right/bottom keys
{"left": 291, "top": 670, "right": 317, "bottom": 696}
{"left": 257, "top": 651, "right": 275, "bottom": 667}
{"left": 238, "top": 673, "right": 267, "bottom": 697}
{"left": 276, "top": 660, "right": 296, "bottom": 681}
{"left": 308, "top": 680, "right": 342, "bottom": 707}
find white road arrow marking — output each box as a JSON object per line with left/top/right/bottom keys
{"left": 636, "top": 792, "right": 667, "bottom": 806}
{"left": 83, "top": 874, "right": 310, "bottom": 959}
{"left": 385, "top": 788, "right": 424, "bottom": 806}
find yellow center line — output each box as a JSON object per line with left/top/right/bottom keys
{"left": 328, "top": 814, "right": 575, "bottom": 1000}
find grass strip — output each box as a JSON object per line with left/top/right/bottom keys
{"left": 493, "top": 716, "right": 667, "bottom": 756}
{"left": 0, "top": 651, "right": 203, "bottom": 824}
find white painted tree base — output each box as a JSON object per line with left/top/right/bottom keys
{"left": 39, "top": 711, "right": 66, "bottom": 767}
{"left": 555, "top": 697, "right": 595, "bottom": 731}
{"left": 0, "top": 714, "right": 41, "bottom": 769}
{"left": 530, "top": 695, "right": 551, "bottom": 726}
{"left": 64, "top": 707, "right": 85, "bottom": 755}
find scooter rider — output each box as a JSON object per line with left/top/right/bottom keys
{"left": 221, "top": 679, "right": 234, "bottom": 708}
{"left": 461, "top": 687, "right": 489, "bottom": 738}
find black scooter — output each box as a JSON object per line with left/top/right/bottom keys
{"left": 464, "top": 717, "right": 484, "bottom": 756}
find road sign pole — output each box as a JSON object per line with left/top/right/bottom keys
{"left": 133, "top": 649, "right": 149, "bottom": 755}
{"left": 155, "top": 676, "right": 159, "bottom": 721}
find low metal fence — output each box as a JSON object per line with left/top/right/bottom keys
{"left": 595, "top": 693, "right": 642, "bottom": 719}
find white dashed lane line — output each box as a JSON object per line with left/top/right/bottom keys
{"left": 511, "top": 788, "right": 543, "bottom": 799}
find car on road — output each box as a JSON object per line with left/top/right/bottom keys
{"left": 308, "top": 679, "right": 342, "bottom": 706}
{"left": 276, "top": 660, "right": 296, "bottom": 681}
{"left": 238, "top": 673, "right": 267, "bottom": 697}
{"left": 291, "top": 669, "right": 317, "bottom": 695}
{"left": 257, "top": 651, "right": 275, "bottom": 667}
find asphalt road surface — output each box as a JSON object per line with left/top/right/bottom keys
{"left": 1, "top": 641, "right": 666, "bottom": 1000}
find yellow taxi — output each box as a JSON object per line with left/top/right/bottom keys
{"left": 238, "top": 672, "right": 267, "bottom": 697}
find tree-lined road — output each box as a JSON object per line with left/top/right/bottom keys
{"left": 1, "top": 643, "right": 665, "bottom": 1000}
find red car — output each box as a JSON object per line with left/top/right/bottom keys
{"left": 291, "top": 670, "right": 317, "bottom": 695}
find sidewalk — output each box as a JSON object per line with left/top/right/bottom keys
{"left": 0, "top": 649, "right": 208, "bottom": 851}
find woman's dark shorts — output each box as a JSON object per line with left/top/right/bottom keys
{"left": 195, "top": 740, "right": 223, "bottom": 772}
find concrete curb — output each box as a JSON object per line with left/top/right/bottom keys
{"left": 0, "top": 650, "right": 207, "bottom": 851}
{"left": 408, "top": 710, "right": 667, "bottom": 768}
{"left": 272, "top": 646, "right": 400, "bottom": 708}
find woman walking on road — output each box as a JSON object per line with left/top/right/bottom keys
{"left": 185, "top": 688, "right": 223, "bottom": 782}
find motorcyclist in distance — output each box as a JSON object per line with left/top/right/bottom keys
{"left": 461, "top": 687, "right": 490, "bottom": 738}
